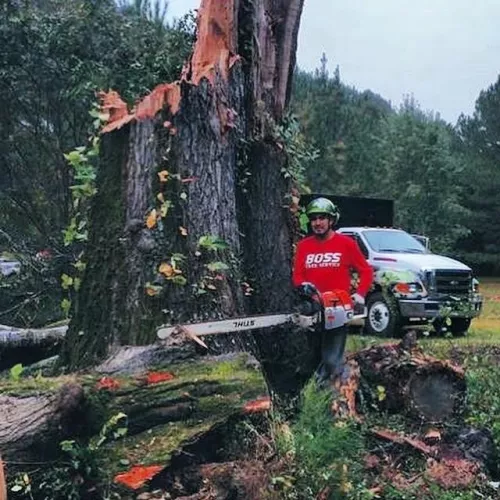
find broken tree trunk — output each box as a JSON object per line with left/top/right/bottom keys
{"left": 333, "top": 336, "right": 467, "bottom": 423}
{"left": 61, "top": 0, "right": 311, "bottom": 405}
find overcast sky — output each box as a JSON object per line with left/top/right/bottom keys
{"left": 167, "top": 0, "right": 500, "bottom": 124}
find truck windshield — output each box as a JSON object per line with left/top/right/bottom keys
{"left": 362, "top": 230, "right": 427, "bottom": 254}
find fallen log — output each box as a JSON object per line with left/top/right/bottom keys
{"left": 0, "top": 382, "right": 86, "bottom": 461}
{"left": 0, "top": 323, "right": 68, "bottom": 370}
{"left": 0, "top": 323, "right": 68, "bottom": 345}
{"left": 332, "top": 333, "right": 466, "bottom": 423}
{"left": 0, "top": 353, "right": 266, "bottom": 466}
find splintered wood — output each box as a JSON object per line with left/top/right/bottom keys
{"left": 100, "top": 0, "right": 237, "bottom": 134}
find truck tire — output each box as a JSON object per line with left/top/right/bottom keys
{"left": 365, "top": 291, "right": 403, "bottom": 337}
{"left": 450, "top": 318, "right": 471, "bottom": 336}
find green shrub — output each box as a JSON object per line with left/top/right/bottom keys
{"left": 273, "top": 381, "right": 369, "bottom": 499}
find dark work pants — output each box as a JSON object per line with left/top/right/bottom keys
{"left": 315, "top": 326, "right": 348, "bottom": 385}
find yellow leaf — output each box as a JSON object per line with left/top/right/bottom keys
{"left": 145, "top": 283, "right": 162, "bottom": 296}
{"left": 159, "top": 262, "right": 174, "bottom": 277}
{"left": 160, "top": 202, "right": 170, "bottom": 218}
{"left": 158, "top": 170, "right": 169, "bottom": 183}
{"left": 146, "top": 209, "right": 158, "bottom": 229}
{"left": 156, "top": 192, "right": 165, "bottom": 202}
{"left": 179, "top": 226, "right": 187, "bottom": 236}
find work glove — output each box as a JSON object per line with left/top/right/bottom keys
{"left": 297, "top": 281, "right": 319, "bottom": 298}
{"left": 351, "top": 293, "right": 365, "bottom": 306}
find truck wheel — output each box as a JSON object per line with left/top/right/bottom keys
{"left": 365, "top": 291, "right": 402, "bottom": 337}
{"left": 450, "top": 318, "right": 471, "bottom": 336}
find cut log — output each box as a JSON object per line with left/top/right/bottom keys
{"left": 332, "top": 334, "right": 466, "bottom": 423}
{"left": 0, "top": 382, "right": 86, "bottom": 461}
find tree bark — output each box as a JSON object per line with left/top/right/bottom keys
{"left": 0, "top": 323, "right": 67, "bottom": 370}
{"left": 0, "top": 383, "right": 86, "bottom": 461}
{"left": 61, "top": 0, "right": 309, "bottom": 403}
{"left": 0, "top": 354, "right": 265, "bottom": 463}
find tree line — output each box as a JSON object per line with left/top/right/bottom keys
{"left": 291, "top": 58, "right": 500, "bottom": 275}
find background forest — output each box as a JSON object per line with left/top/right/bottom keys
{"left": 1, "top": 0, "right": 500, "bottom": 328}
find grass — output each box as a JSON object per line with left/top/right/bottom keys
{"left": 348, "top": 277, "right": 500, "bottom": 355}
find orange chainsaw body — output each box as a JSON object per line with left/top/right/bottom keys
{"left": 318, "top": 289, "right": 354, "bottom": 330}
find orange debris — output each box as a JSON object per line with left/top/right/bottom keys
{"left": 243, "top": 396, "right": 271, "bottom": 414}
{"left": 98, "top": 90, "right": 128, "bottom": 122}
{"left": 95, "top": 377, "right": 120, "bottom": 391}
{"left": 135, "top": 83, "right": 181, "bottom": 120}
{"left": 99, "top": 0, "right": 240, "bottom": 135}
{"left": 426, "top": 458, "right": 479, "bottom": 489}
{"left": 145, "top": 371, "right": 176, "bottom": 385}
{"left": 114, "top": 465, "right": 163, "bottom": 490}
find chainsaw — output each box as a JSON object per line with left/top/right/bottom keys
{"left": 157, "top": 283, "right": 366, "bottom": 348}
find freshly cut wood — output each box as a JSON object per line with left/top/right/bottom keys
{"left": 0, "top": 455, "right": 5, "bottom": 500}
{"left": 371, "top": 428, "right": 437, "bottom": 456}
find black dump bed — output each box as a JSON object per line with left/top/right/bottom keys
{"left": 300, "top": 194, "right": 394, "bottom": 228}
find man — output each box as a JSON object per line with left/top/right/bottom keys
{"left": 292, "top": 197, "right": 373, "bottom": 382}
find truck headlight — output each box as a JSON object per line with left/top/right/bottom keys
{"left": 393, "top": 282, "right": 425, "bottom": 296}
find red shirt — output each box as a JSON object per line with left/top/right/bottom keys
{"left": 292, "top": 232, "right": 373, "bottom": 296}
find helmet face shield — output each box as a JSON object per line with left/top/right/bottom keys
{"left": 305, "top": 198, "right": 340, "bottom": 225}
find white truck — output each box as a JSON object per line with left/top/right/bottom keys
{"left": 337, "top": 227, "right": 482, "bottom": 336}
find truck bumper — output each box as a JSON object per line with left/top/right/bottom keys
{"left": 398, "top": 295, "right": 483, "bottom": 320}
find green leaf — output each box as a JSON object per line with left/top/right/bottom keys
{"left": 60, "top": 440, "right": 76, "bottom": 453}
{"left": 10, "top": 363, "right": 24, "bottom": 381}
{"left": 376, "top": 385, "right": 386, "bottom": 402}
{"left": 73, "top": 260, "right": 87, "bottom": 272}
{"left": 61, "top": 273, "right": 74, "bottom": 289}
{"left": 198, "top": 235, "right": 229, "bottom": 251}
{"left": 170, "top": 275, "right": 187, "bottom": 286}
{"left": 61, "top": 298, "right": 71, "bottom": 315}
{"left": 206, "top": 261, "right": 230, "bottom": 272}
{"left": 73, "top": 277, "right": 82, "bottom": 291}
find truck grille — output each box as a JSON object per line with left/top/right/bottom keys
{"left": 434, "top": 270, "right": 472, "bottom": 295}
